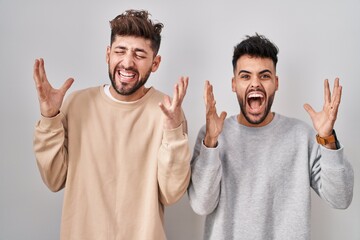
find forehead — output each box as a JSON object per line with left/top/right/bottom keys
{"left": 111, "top": 35, "right": 153, "bottom": 52}
{"left": 235, "top": 55, "right": 275, "bottom": 73}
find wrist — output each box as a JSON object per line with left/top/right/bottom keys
{"left": 204, "top": 135, "right": 218, "bottom": 148}
{"left": 41, "top": 110, "right": 60, "bottom": 118}
{"left": 163, "top": 120, "right": 182, "bottom": 130}
{"left": 316, "top": 129, "right": 340, "bottom": 150}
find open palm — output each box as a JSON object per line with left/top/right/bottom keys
{"left": 33, "top": 58, "right": 74, "bottom": 117}
{"left": 204, "top": 80, "right": 227, "bottom": 148}
{"left": 159, "top": 76, "right": 189, "bottom": 130}
{"left": 303, "top": 78, "right": 342, "bottom": 137}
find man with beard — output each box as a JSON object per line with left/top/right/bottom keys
{"left": 33, "top": 10, "right": 191, "bottom": 240}
{"left": 188, "top": 34, "right": 354, "bottom": 240}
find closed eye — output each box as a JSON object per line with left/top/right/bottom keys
{"left": 135, "top": 53, "right": 146, "bottom": 59}
{"left": 115, "top": 51, "right": 126, "bottom": 55}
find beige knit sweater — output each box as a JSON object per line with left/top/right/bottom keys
{"left": 33, "top": 86, "right": 191, "bottom": 240}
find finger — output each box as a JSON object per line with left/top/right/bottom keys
{"left": 176, "top": 77, "right": 185, "bottom": 102}
{"left": 220, "top": 111, "right": 227, "bottom": 121}
{"left": 171, "top": 83, "right": 179, "bottom": 107}
{"left": 330, "top": 78, "right": 341, "bottom": 106}
{"left": 330, "top": 84, "right": 342, "bottom": 120}
{"left": 39, "top": 58, "right": 47, "bottom": 83}
{"left": 160, "top": 95, "right": 171, "bottom": 108}
{"left": 178, "top": 76, "right": 189, "bottom": 101}
{"left": 209, "top": 84, "right": 215, "bottom": 103}
{"left": 204, "top": 80, "right": 210, "bottom": 103}
{"left": 335, "top": 84, "right": 342, "bottom": 106}
{"left": 324, "top": 79, "right": 331, "bottom": 104}
{"left": 334, "top": 77, "right": 340, "bottom": 87}
{"left": 158, "top": 102, "right": 170, "bottom": 117}
{"left": 205, "top": 81, "right": 213, "bottom": 106}
{"left": 60, "top": 78, "right": 74, "bottom": 95}
{"left": 183, "top": 76, "right": 189, "bottom": 93}
{"left": 33, "top": 59, "right": 41, "bottom": 85}
{"left": 33, "top": 59, "right": 47, "bottom": 100}
{"left": 303, "top": 103, "right": 316, "bottom": 119}
{"left": 33, "top": 59, "right": 46, "bottom": 83}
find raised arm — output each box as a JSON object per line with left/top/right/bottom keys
{"left": 306, "top": 78, "right": 354, "bottom": 208}
{"left": 157, "top": 76, "right": 191, "bottom": 205}
{"left": 33, "top": 58, "right": 74, "bottom": 191}
{"left": 188, "top": 81, "right": 226, "bottom": 215}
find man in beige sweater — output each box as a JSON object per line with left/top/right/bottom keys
{"left": 33, "top": 10, "right": 191, "bottom": 240}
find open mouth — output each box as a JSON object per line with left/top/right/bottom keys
{"left": 247, "top": 91, "right": 265, "bottom": 113}
{"left": 116, "top": 70, "right": 137, "bottom": 83}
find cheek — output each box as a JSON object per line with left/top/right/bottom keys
{"left": 233, "top": 87, "right": 247, "bottom": 100}
{"left": 108, "top": 56, "right": 121, "bottom": 69}
{"left": 108, "top": 60, "right": 115, "bottom": 72}
{"left": 265, "top": 84, "right": 278, "bottom": 94}
{"left": 107, "top": 55, "right": 114, "bottom": 66}
{"left": 138, "top": 62, "right": 153, "bottom": 74}
{"left": 235, "top": 82, "right": 248, "bottom": 94}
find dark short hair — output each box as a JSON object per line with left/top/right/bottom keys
{"left": 232, "top": 33, "right": 279, "bottom": 72}
{"left": 109, "top": 9, "right": 164, "bottom": 55}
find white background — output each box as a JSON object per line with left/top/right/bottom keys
{"left": 0, "top": 0, "right": 359, "bottom": 239}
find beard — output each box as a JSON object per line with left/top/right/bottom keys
{"left": 108, "top": 66, "right": 152, "bottom": 96}
{"left": 238, "top": 92, "right": 275, "bottom": 125}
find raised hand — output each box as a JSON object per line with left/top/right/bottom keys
{"left": 33, "top": 58, "right": 74, "bottom": 117}
{"left": 303, "top": 78, "right": 342, "bottom": 138}
{"left": 159, "top": 76, "right": 189, "bottom": 130}
{"left": 204, "top": 80, "right": 227, "bottom": 148}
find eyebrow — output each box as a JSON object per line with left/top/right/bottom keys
{"left": 259, "top": 69, "right": 273, "bottom": 74}
{"left": 237, "top": 69, "right": 273, "bottom": 75}
{"left": 114, "top": 45, "right": 148, "bottom": 55}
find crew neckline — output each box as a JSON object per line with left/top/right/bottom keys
{"left": 229, "top": 113, "right": 281, "bottom": 132}
{"left": 103, "top": 84, "right": 144, "bottom": 103}
{"left": 99, "top": 84, "right": 155, "bottom": 108}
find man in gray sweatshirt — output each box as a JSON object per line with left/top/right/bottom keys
{"left": 188, "top": 34, "right": 354, "bottom": 240}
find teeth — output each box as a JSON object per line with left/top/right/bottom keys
{"left": 248, "top": 93, "right": 263, "bottom": 98}
{"left": 119, "top": 71, "right": 135, "bottom": 78}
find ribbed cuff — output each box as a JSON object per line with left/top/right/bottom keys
{"left": 37, "top": 112, "right": 63, "bottom": 131}
{"left": 320, "top": 144, "right": 346, "bottom": 169}
{"left": 162, "top": 123, "right": 186, "bottom": 143}
{"left": 196, "top": 140, "right": 221, "bottom": 168}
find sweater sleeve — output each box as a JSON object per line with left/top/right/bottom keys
{"left": 187, "top": 127, "right": 222, "bottom": 215}
{"left": 310, "top": 143, "right": 354, "bottom": 209}
{"left": 33, "top": 113, "right": 68, "bottom": 192}
{"left": 157, "top": 122, "right": 191, "bottom": 206}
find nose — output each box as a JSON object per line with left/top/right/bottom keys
{"left": 250, "top": 76, "right": 261, "bottom": 88}
{"left": 121, "top": 53, "right": 135, "bottom": 69}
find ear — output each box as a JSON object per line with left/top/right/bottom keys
{"left": 151, "top": 55, "right": 161, "bottom": 72}
{"left": 106, "top": 46, "right": 110, "bottom": 64}
{"left": 231, "top": 77, "right": 236, "bottom": 92}
{"left": 275, "top": 76, "right": 279, "bottom": 91}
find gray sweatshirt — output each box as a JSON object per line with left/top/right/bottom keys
{"left": 188, "top": 113, "right": 353, "bottom": 240}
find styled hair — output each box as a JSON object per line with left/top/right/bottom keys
{"left": 232, "top": 33, "right": 279, "bottom": 71}
{"left": 109, "top": 9, "right": 164, "bottom": 55}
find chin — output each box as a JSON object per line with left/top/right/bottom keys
{"left": 247, "top": 113, "right": 267, "bottom": 125}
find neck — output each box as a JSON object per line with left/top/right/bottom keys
{"left": 237, "top": 112, "right": 275, "bottom": 127}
